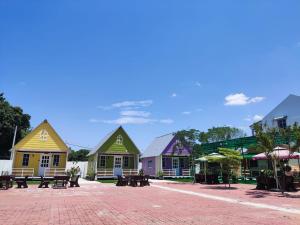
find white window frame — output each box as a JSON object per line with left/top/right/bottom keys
{"left": 53, "top": 155, "right": 60, "bottom": 167}
{"left": 100, "top": 156, "right": 106, "bottom": 168}
{"left": 116, "top": 135, "right": 123, "bottom": 145}
{"left": 22, "top": 154, "right": 30, "bottom": 167}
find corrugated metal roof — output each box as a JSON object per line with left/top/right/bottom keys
{"left": 141, "top": 133, "right": 175, "bottom": 158}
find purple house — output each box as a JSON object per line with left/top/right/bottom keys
{"left": 141, "top": 133, "right": 192, "bottom": 177}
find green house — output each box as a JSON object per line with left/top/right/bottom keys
{"left": 87, "top": 126, "right": 140, "bottom": 179}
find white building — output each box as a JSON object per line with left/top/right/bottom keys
{"left": 251, "top": 94, "right": 300, "bottom": 134}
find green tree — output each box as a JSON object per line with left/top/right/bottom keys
{"left": 206, "top": 148, "right": 242, "bottom": 188}
{"left": 175, "top": 129, "right": 202, "bottom": 178}
{"left": 254, "top": 124, "right": 279, "bottom": 189}
{"left": 0, "top": 93, "right": 31, "bottom": 159}
{"left": 68, "top": 149, "right": 90, "bottom": 161}
{"left": 199, "top": 126, "right": 245, "bottom": 143}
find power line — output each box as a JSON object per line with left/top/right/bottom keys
{"left": 65, "top": 142, "right": 93, "bottom": 150}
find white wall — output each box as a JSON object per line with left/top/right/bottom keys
{"left": 66, "top": 161, "right": 88, "bottom": 178}
{"left": 0, "top": 160, "right": 12, "bottom": 174}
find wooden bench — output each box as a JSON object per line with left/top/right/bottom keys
{"left": 70, "top": 175, "right": 80, "bottom": 187}
{"left": 15, "top": 176, "right": 28, "bottom": 188}
{"left": 0, "top": 176, "right": 13, "bottom": 190}
{"left": 38, "top": 176, "right": 53, "bottom": 188}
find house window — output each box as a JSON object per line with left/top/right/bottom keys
{"left": 116, "top": 135, "right": 123, "bottom": 145}
{"left": 124, "top": 156, "right": 129, "bottom": 167}
{"left": 22, "top": 154, "right": 29, "bottom": 167}
{"left": 53, "top": 155, "right": 60, "bottom": 167}
{"left": 175, "top": 140, "right": 183, "bottom": 149}
{"left": 277, "top": 118, "right": 287, "bottom": 129}
{"left": 147, "top": 160, "right": 153, "bottom": 168}
{"left": 40, "top": 129, "right": 48, "bottom": 141}
{"left": 100, "top": 156, "right": 106, "bottom": 167}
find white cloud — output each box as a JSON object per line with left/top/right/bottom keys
{"left": 244, "top": 114, "right": 264, "bottom": 122}
{"left": 171, "top": 93, "right": 177, "bottom": 98}
{"left": 97, "top": 100, "right": 153, "bottom": 110}
{"left": 159, "top": 119, "right": 174, "bottom": 124}
{"left": 195, "top": 82, "right": 201, "bottom": 87}
{"left": 224, "top": 93, "right": 265, "bottom": 106}
{"left": 112, "top": 100, "right": 153, "bottom": 108}
{"left": 196, "top": 108, "right": 203, "bottom": 112}
{"left": 182, "top": 111, "right": 191, "bottom": 115}
{"left": 103, "top": 117, "right": 154, "bottom": 125}
{"left": 120, "top": 110, "right": 151, "bottom": 117}
{"left": 253, "top": 114, "right": 263, "bottom": 122}
{"left": 89, "top": 118, "right": 101, "bottom": 123}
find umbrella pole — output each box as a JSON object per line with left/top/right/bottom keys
{"left": 205, "top": 161, "right": 207, "bottom": 183}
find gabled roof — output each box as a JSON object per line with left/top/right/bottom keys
{"left": 87, "top": 126, "right": 140, "bottom": 156}
{"left": 141, "top": 133, "right": 175, "bottom": 158}
{"left": 262, "top": 94, "right": 300, "bottom": 121}
{"left": 14, "top": 119, "right": 68, "bottom": 151}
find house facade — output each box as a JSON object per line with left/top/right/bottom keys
{"left": 251, "top": 94, "right": 300, "bottom": 134}
{"left": 87, "top": 126, "right": 140, "bottom": 179}
{"left": 11, "top": 120, "right": 68, "bottom": 177}
{"left": 141, "top": 133, "right": 192, "bottom": 177}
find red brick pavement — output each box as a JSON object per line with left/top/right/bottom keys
{"left": 0, "top": 182, "right": 299, "bottom": 225}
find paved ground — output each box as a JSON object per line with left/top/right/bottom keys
{"left": 0, "top": 180, "right": 300, "bottom": 225}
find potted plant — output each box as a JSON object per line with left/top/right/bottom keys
{"left": 67, "top": 164, "right": 80, "bottom": 181}
{"left": 157, "top": 170, "right": 164, "bottom": 180}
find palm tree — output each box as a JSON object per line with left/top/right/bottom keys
{"left": 254, "top": 124, "right": 279, "bottom": 189}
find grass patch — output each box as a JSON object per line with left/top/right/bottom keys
{"left": 238, "top": 179, "right": 257, "bottom": 185}
{"left": 97, "top": 179, "right": 117, "bottom": 184}
{"left": 165, "top": 178, "right": 194, "bottom": 183}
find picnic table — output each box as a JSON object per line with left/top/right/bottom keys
{"left": 126, "top": 175, "right": 150, "bottom": 187}
{"left": 53, "top": 175, "right": 70, "bottom": 189}
{"left": 0, "top": 175, "right": 14, "bottom": 190}
{"left": 38, "top": 176, "right": 54, "bottom": 188}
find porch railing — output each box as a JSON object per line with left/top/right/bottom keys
{"left": 122, "top": 169, "right": 138, "bottom": 176}
{"left": 163, "top": 169, "right": 176, "bottom": 177}
{"left": 12, "top": 168, "right": 34, "bottom": 177}
{"left": 44, "top": 168, "right": 66, "bottom": 177}
{"left": 97, "top": 169, "right": 114, "bottom": 177}
{"left": 182, "top": 169, "right": 191, "bottom": 176}
{"left": 97, "top": 168, "right": 139, "bottom": 177}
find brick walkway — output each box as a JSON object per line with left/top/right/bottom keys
{"left": 0, "top": 181, "right": 299, "bottom": 225}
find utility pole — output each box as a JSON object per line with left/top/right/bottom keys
{"left": 10, "top": 126, "right": 17, "bottom": 161}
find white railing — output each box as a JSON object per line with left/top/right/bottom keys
{"left": 44, "top": 168, "right": 66, "bottom": 177}
{"left": 182, "top": 169, "right": 191, "bottom": 176}
{"left": 163, "top": 169, "right": 176, "bottom": 177}
{"left": 122, "top": 169, "right": 138, "bottom": 176}
{"left": 12, "top": 168, "right": 34, "bottom": 177}
{"left": 97, "top": 169, "right": 114, "bottom": 177}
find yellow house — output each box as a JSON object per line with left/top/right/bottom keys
{"left": 12, "top": 120, "right": 69, "bottom": 177}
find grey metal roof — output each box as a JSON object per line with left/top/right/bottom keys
{"left": 87, "top": 127, "right": 119, "bottom": 156}
{"left": 141, "top": 133, "right": 175, "bottom": 158}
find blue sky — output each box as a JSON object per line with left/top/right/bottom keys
{"left": 1, "top": 1, "right": 300, "bottom": 151}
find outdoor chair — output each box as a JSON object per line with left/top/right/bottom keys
{"left": 38, "top": 176, "right": 51, "bottom": 188}
{"left": 140, "top": 175, "right": 150, "bottom": 187}
{"left": 70, "top": 175, "right": 80, "bottom": 187}
{"left": 15, "top": 176, "right": 28, "bottom": 189}
{"left": 0, "top": 176, "right": 13, "bottom": 190}
{"left": 116, "top": 176, "right": 128, "bottom": 186}
{"left": 256, "top": 175, "right": 266, "bottom": 190}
